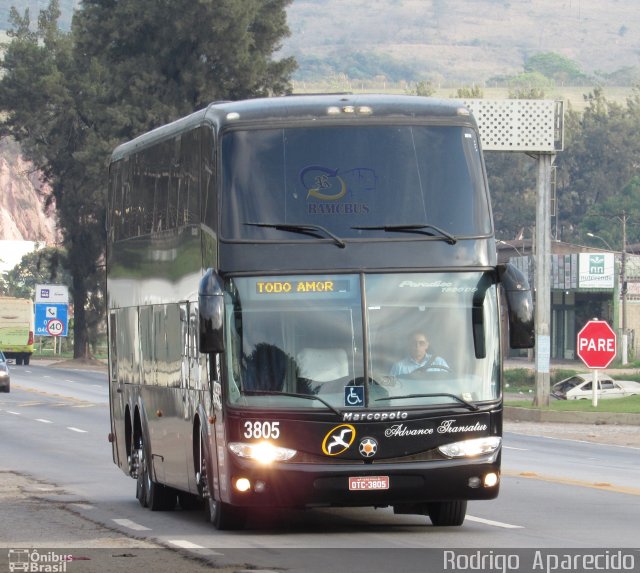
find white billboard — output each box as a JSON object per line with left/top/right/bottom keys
{"left": 35, "top": 284, "right": 69, "bottom": 304}
{"left": 578, "top": 253, "right": 615, "bottom": 289}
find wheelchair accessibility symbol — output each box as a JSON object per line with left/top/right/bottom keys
{"left": 344, "top": 386, "right": 364, "bottom": 407}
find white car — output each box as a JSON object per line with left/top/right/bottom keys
{"left": 0, "top": 350, "right": 10, "bottom": 393}
{"left": 552, "top": 373, "right": 640, "bottom": 400}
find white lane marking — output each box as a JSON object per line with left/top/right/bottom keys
{"left": 168, "top": 540, "right": 223, "bottom": 554}
{"left": 65, "top": 379, "right": 77, "bottom": 383}
{"left": 7, "top": 411, "right": 22, "bottom": 415}
{"left": 503, "top": 445, "right": 528, "bottom": 451}
{"left": 113, "top": 518, "right": 152, "bottom": 531}
{"left": 67, "top": 426, "right": 88, "bottom": 433}
{"left": 35, "top": 418, "right": 53, "bottom": 424}
{"left": 466, "top": 515, "right": 524, "bottom": 529}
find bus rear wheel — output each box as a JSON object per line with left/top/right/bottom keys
{"left": 135, "top": 436, "right": 175, "bottom": 511}
{"left": 427, "top": 500, "right": 467, "bottom": 526}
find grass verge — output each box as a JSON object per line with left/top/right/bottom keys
{"left": 507, "top": 394, "right": 640, "bottom": 413}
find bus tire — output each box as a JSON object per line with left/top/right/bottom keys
{"left": 136, "top": 434, "right": 175, "bottom": 511}
{"left": 23, "top": 354, "right": 30, "bottom": 366}
{"left": 207, "top": 498, "right": 247, "bottom": 531}
{"left": 178, "top": 491, "right": 203, "bottom": 510}
{"left": 427, "top": 500, "right": 467, "bottom": 526}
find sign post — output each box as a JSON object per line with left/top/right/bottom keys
{"left": 576, "top": 320, "right": 617, "bottom": 407}
{"left": 34, "top": 285, "right": 69, "bottom": 354}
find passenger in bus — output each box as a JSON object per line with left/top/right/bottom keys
{"left": 389, "top": 330, "right": 449, "bottom": 376}
{"left": 242, "top": 342, "right": 290, "bottom": 392}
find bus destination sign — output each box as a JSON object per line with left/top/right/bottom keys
{"left": 255, "top": 279, "right": 350, "bottom": 295}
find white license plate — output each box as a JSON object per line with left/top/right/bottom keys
{"left": 348, "top": 476, "right": 389, "bottom": 491}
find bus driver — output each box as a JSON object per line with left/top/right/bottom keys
{"left": 390, "top": 330, "right": 449, "bottom": 376}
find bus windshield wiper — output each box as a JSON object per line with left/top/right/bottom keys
{"left": 245, "top": 222, "right": 346, "bottom": 249}
{"left": 351, "top": 224, "right": 457, "bottom": 245}
{"left": 375, "top": 393, "right": 479, "bottom": 411}
{"left": 242, "top": 389, "right": 342, "bottom": 416}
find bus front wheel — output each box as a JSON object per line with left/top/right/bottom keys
{"left": 207, "top": 497, "right": 247, "bottom": 530}
{"left": 427, "top": 500, "right": 467, "bottom": 526}
{"left": 197, "top": 433, "right": 246, "bottom": 530}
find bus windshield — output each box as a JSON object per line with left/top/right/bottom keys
{"left": 224, "top": 272, "right": 500, "bottom": 411}
{"left": 221, "top": 125, "right": 491, "bottom": 241}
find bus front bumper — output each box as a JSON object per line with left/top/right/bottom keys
{"left": 221, "top": 455, "right": 501, "bottom": 509}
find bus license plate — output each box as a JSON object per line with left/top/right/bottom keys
{"left": 348, "top": 476, "right": 389, "bottom": 491}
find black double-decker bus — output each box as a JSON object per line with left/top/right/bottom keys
{"left": 106, "top": 94, "right": 533, "bottom": 529}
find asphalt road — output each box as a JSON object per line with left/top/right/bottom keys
{"left": 1, "top": 363, "right": 639, "bottom": 573}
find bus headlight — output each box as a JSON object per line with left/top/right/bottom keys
{"left": 228, "top": 441, "right": 297, "bottom": 464}
{"left": 438, "top": 436, "right": 502, "bottom": 458}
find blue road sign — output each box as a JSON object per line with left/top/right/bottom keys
{"left": 35, "top": 303, "right": 69, "bottom": 337}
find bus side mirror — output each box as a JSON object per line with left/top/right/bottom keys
{"left": 199, "top": 269, "right": 225, "bottom": 354}
{"left": 498, "top": 263, "right": 535, "bottom": 349}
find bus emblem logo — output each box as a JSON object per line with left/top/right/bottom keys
{"left": 322, "top": 424, "right": 356, "bottom": 456}
{"left": 359, "top": 437, "right": 378, "bottom": 458}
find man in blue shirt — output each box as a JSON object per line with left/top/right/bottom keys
{"left": 390, "top": 330, "right": 449, "bottom": 376}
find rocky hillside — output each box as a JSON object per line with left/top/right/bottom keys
{"left": 0, "top": 138, "right": 58, "bottom": 244}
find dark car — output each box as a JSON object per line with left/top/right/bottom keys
{"left": 0, "top": 350, "right": 10, "bottom": 392}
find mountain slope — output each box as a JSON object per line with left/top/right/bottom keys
{"left": 282, "top": 0, "right": 640, "bottom": 84}
{"left": 1, "top": 0, "right": 637, "bottom": 84}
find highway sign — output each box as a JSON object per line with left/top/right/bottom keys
{"left": 35, "top": 303, "right": 69, "bottom": 337}
{"left": 576, "top": 320, "right": 616, "bottom": 369}
{"left": 46, "top": 318, "right": 64, "bottom": 336}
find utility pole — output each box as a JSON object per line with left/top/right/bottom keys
{"left": 621, "top": 211, "right": 628, "bottom": 365}
{"left": 533, "top": 153, "right": 554, "bottom": 407}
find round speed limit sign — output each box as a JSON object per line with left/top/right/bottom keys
{"left": 46, "top": 318, "right": 64, "bottom": 336}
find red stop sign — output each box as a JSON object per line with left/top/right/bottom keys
{"left": 577, "top": 320, "right": 617, "bottom": 368}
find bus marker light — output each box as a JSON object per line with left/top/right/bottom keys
{"left": 254, "top": 480, "right": 266, "bottom": 493}
{"left": 156, "top": 410, "right": 163, "bottom": 417}
{"left": 484, "top": 473, "right": 499, "bottom": 487}
{"left": 235, "top": 478, "right": 251, "bottom": 492}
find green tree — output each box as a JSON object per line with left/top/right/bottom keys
{"left": 555, "top": 87, "right": 640, "bottom": 242}
{"left": 1, "top": 0, "right": 296, "bottom": 359}
{"left": 0, "top": 2, "right": 103, "bottom": 358}
{"left": 485, "top": 153, "right": 537, "bottom": 240}
{"left": 579, "top": 177, "right": 640, "bottom": 250}
{"left": 405, "top": 80, "right": 435, "bottom": 96}
{"left": 72, "top": 0, "right": 296, "bottom": 136}
{"left": 0, "top": 247, "right": 71, "bottom": 299}
{"left": 507, "top": 71, "right": 552, "bottom": 98}
{"left": 524, "top": 52, "right": 589, "bottom": 85}
{"left": 454, "top": 85, "right": 483, "bottom": 98}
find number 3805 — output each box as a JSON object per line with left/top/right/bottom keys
{"left": 243, "top": 420, "right": 280, "bottom": 439}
